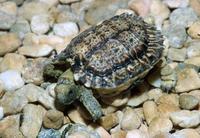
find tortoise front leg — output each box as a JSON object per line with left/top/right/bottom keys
{"left": 55, "top": 69, "right": 103, "bottom": 121}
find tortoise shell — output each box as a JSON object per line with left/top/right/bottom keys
{"left": 56, "top": 13, "right": 164, "bottom": 95}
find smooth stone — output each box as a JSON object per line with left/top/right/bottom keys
{"left": 0, "top": 53, "right": 27, "bottom": 73}
{"left": 111, "top": 130, "right": 127, "bottom": 138}
{"left": 120, "top": 107, "right": 141, "bottom": 130}
{"left": 0, "top": 70, "right": 24, "bottom": 92}
{"left": 148, "top": 117, "right": 173, "bottom": 137}
{"left": 157, "top": 103, "right": 180, "bottom": 118}
{"left": 46, "top": 83, "right": 57, "bottom": 98}
{"left": 101, "top": 104, "right": 117, "bottom": 115}
{"left": 18, "top": 45, "right": 53, "bottom": 57}
{"left": 53, "top": 22, "right": 79, "bottom": 37}
{"left": 147, "top": 68, "right": 162, "bottom": 88}
{"left": 0, "top": 106, "right": 3, "bottom": 120}
{"left": 152, "top": 132, "right": 173, "bottom": 138}
{"left": 68, "top": 108, "right": 87, "bottom": 125}
{"left": 187, "top": 21, "right": 200, "bottom": 39}
{"left": 163, "top": 0, "right": 189, "bottom": 8}
{"left": 0, "top": 33, "right": 21, "bottom": 56}
{"left": 22, "top": 58, "right": 47, "bottom": 85}
{"left": 43, "top": 109, "right": 64, "bottom": 129}
{"left": 179, "top": 95, "right": 199, "bottom": 110}
{"left": 59, "top": 0, "right": 80, "bottom": 4}
{"left": 38, "top": 128, "right": 61, "bottom": 138}
{"left": 147, "top": 88, "right": 163, "bottom": 102}
{"left": 167, "top": 48, "right": 186, "bottom": 62}
{"left": 19, "top": 2, "right": 49, "bottom": 21}
{"left": 115, "top": 9, "right": 135, "bottom": 15}
{"left": 186, "top": 40, "right": 200, "bottom": 58}
{"left": 128, "top": 0, "right": 152, "bottom": 17}
{"left": 20, "top": 104, "right": 46, "bottom": 138}
{"left": 157, "top": 94, "right": 179, "bottom": 107}
{"left": 10, "top": 18, "right": 31, "bottom": 39}
{"left": 9, "top": 0, "right": 24, "bottom": 5}
{"left": 95, "top": 127, "right": 112, "bottom": 138}
{"left": 190, "top": 0, "right": 200, "bottom": 16}
{"left": 99, "top": 113, "right": 119, "bottom": 130}
{"left": 143, "top": 101, "right": 159, "bottom": 125}
{"left": 172, "top": 129, "right": 200, "bottom": 138}
{"left": 170, "top": 110, "right": 200, "bottom": 128}
{"left": 169, "top": 7, "right": 198, "bottom": 28}
{"left": 175, "top": 68, "right": 200, "bottom": 93}
{"left": 185, "top": 56, "right": 200, "bottom": 66}
{"left": 0, "top": 2, "right": 17, "bottom": 29}
{"left": 126, "top": 129, "right": 149, "bottom": 138}
{"left": 31, "top": 14, "right": 52, "bottom": 35}
{"left": 0, "top": 115, "right": 23, "bottom": 138}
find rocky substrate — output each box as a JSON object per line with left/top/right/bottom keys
{"left": 0, "top": 0, "right": 200, "bottom": 138}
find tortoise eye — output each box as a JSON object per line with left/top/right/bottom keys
{"left": 129, "top": 38, "right": 134, "bottom": 43}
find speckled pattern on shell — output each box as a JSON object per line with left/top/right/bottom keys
{"left": 56, "top": 13, "right": 164, "bottom": 95}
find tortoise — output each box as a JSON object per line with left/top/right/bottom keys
{"left": 44, "top": 13, "right": 164, "bottom": 121}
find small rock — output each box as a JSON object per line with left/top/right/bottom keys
{"left": 0, "top": 2, "right": 17, "bottom": 29}
{"left": 163, "top": 0, "right": 189, "bottom": 8}
{"left": 59, "top": 0, "right": 80, "bottom": 4}
{"left": 95, "top": 127, "right": 111, "bottom": 138}
{"left": 68, "top": 108, "right": 87, "bottom": 125}
{"left": 38, "top": 128, "right": 61, "bottom": 138}
{"left": 101, "top": 92, "right": 130, "bottom": 107}
{"left": 0, "top": 70, "right": 24, "bottom": 91}
{"left": 185, "top": 56, "right": 200, "bottom": 66}
{"left": 18, "top": 45, "right": 53, "bottom": 57}
{"left": 147, "top": 88, "right": 163, "bottom": 102}
{"left": 170, "top": 110, "right": 200, "bottom": 128}
{"left": 157, "top": 94, "right": 179, "bottom": 107}
{"left": 0, "top": 33, "right": 21, "bottom": 56}
{"left": 43, "top": 109, "right": 64, "bottom": 129}
{"left": 190, "top": 0, "right": 200, "bottom": 16}
{"left": 0, "top": 53, "right": 27, "bottom": 73}
{"left": 19, "top": 1, "right": 49, "bottom": 21}
{"left": 126, "top": 129, "right": 149, "bottom": 138}
{"left": 172, "top": 129, "right": 200, "bottom": 138}
{"left": 0, "top": 115, "right": 23, "bottom": 138}
{"left": 157, "top": 103, "right": 180, "bottom": 118}
{"left": 111, "top": 130, "right": 127, "bottom": 138}
{"left": 128, "top": 0, "right": 152, "bottom": 17}
{"left": 46, "top": 83, "right": 57, "bottom": 98}
{"left": 31, "top": 14, "right": 53, "bottom": 35}
{"left": 115, "top": 9, "right": 135, "bottom": 15}
{"left": 120, "top": 107, "right": 141, "bottom": 130}
{"left": 53, "top": 22, "right": 79, "bottom": 37}
{"left": 102, "top": 104, "right": 117, "bottom": 115}
{"left": 147, "top": 68, "right": 162, "bottom": 88}
{"left": 169, "top": 7, "right": 198, "bottom": 28}
{"left": 0, "top": 106, "right": 3, "bottom": 120}
{"left": 10, "top": 18, "right": 31, "bottom": 39}
{"left": 186, "top": 40, "right": 200, "bottom": 58}
{"left": 187, "top": 21, "right": 200, "bottom": 39}
{"left": 99, "top": 113, "right": 119, "bottom": 130}
{"left": 167, "top": 48, "right": 187, "bottom": 62}
{"left": 148, "top": 117, "right": 173, "bottom": 137}
{"left": 179, "top": 95, "right": 199, "bottom": 110}
{"left": 153, "top": 132, "right": 173, "bottom": 138}
{"left": 22, "top": 58, "right": 47, "bottom": 85}
{"left": 20, "top": 104, "right": 46, "bottom": 138}
{"left": 175, "top": 68, "right": 200, "bottom": 93}
{"left": 163, "top": 25, "right": 187, "bottom": 48}
{"left": 143, "top": 101, "right": 159, "bottom": 125}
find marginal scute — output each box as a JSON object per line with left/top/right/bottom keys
{"left": 57, "top": 13, "right": 164, "bottom": 94}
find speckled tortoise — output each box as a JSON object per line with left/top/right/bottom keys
{"left": 44, "top": 13, "right": 164, "bottom": 121}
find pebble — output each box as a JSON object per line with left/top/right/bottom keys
{"left": 120, "top": 107, "right": 141, "bottom": 130}
{"left": 46, "top": 83, "right": 57, "bottom": 98}
{"left": 169, "top": 7, "right": 198, "bottom": 28}
{"left": 150, "top": 0, "right": 170, "bottom": 30}
{"left": 172, "top": 129, "right": 200, "bottom": 138}
{"left": 147, "top": 88, "right": 163, "bottom": 102}
{"left": 186, "top": 40, "right": 200, "bottom": 58}
{"left": 143, "top": 101, "right": 159, "bottom": 125}
{"left": 175, "top": 68, "right": 200, "bottom": 93}
{"left": 19, "top": 1, "right": 49, "bottom": 21}
{"left": 38, "top": 128, "right": 61, "bottom": 138}
{"left": 0, "top": 106, "right": 3, "bottom": 120}
{"left": 148, "top": 117, "right": 173, "bottom": 137}
{"left": 163, "top": 0, "right": 189, "bottom": 8}
{"left": 185, "top": 56, "right": 200, "bottom": 66}
{"left": 10, "top": 18, "right": 31, "bottom": 39}
{"left": 111, "top": 130, "right": 126, "bottom": 138}
{"left": 0, "top": 33, "right": 21, "bottom": 56}
{"left": 102, "top": 104, "right": 117, "bottom": 115}
{"left": 39, "top": 0, "right": 59, "bottom": 8}
{"left": 167, "top": 47, "right": 187, "bottom": 62}
{"left": 99, "top": 113, "right": 119, "bottom": 130}
{"left": 59, "top": 0, "right": 80, "bottom": 4}
{"left": 31, "top": 14, "right": 53, "bottom": 35}
{"left": 68, "top": 108, "right": 87, "bottom": 125}
{"left": 43, "top": 109, "right": 64, "bottom": 129}
{"left": 157, "top": 94, "right": 179, "bottom": 107}
{"left": 163, "top": 25, "right": 187, "bottom": 48}
{"left": 0, "top": 2, "right": 17, "bottom": 29}
{"left": 126, "top": 129, "right": 149, "bottom": 138}
{"left": 190, "top": 0, "right": 200, "bottom": 16}
{"left": 0, "top": 53, "right": 27, "bottom": 73}
{"left": 22, "top": 58, "right": 47, "bottom": 85}
{"left": 147, "top": 68, "right": 162, "bottom": 88}
{"left": 95, "top": 127, "right": 112, "bottom": 138}
{"left": 0, "top": 70, "right": 24, "bottom": 92}
{"left": 157, "top": 103, "right": 180, "bottom": 118}
{"left": 115, "top": 9, "right": 135, "bottom": 15}
{"left": 53, "top": 22, "right": 79, "bottom": 37}
{"left": 179, "top": 95, "right": 199, "bottom": 110}
{"left": 0, "top": 115, "right": 23, "bottom": 138}
{"left": 170, "top": 110, "right": 200, "bottom": 128}
{"left": 20, "top": 104, "right": 46, "bottom": 138}
{"left": 153, "top": 132, "right": 173, "bottom": 138}
{"left": 128, "top": 0, "right": 152, "bottom": 17}
{"left": 187, "top": 21, "right": 200, "bottom": 39}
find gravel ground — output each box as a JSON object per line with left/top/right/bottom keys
{"left": 0, "top": 0, "right": 200, "bottom": 138}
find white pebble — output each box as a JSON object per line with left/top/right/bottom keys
{"left": 0, "top": 106, "right": 4, "bottom": 120}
